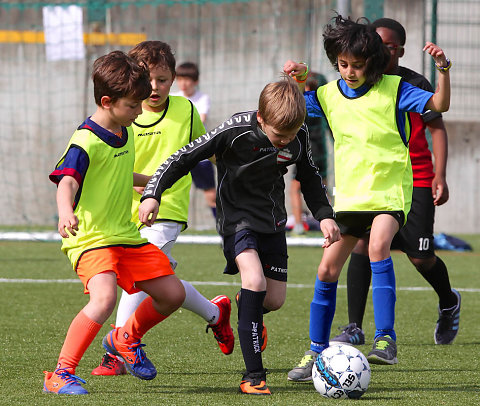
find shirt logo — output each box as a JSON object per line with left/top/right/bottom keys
{"left": 138, "top": 131, "right": 161, "bottom": 137}
{"left": 254, "top": 146, "right": 277, "bottom": 153}
{"left": 277, "top": 148, "right": 292, "bottom": 164}
{"left": 114, "top": 150, "right": 129, "bottom": 158}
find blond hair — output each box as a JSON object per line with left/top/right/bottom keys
{"left": 258, "top": 75, "right": 306, "bottom": 131}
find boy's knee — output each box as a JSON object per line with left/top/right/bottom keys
{"left": 264, "top": 295, "right": 285, "bottom": 311}
{"left": 317, "top": 264, "right": 339, "bottom": 283}
{"left": 368, "top": 241, "right": 390, "bottom": 261}
{"left": 90, "top": 292, "right": 117, "bottom": 314}
{"left": 173, "top": 285, "right": 186, "bottom": 309}
{"left": 410, "top": 256, "right": 436, "bottom": 273}
{"left": 163, "top": 280, "right": 186, "bottom": 311}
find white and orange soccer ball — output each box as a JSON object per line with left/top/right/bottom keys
{"left": 312, "top": 344, "right": 371, "bottom": 399}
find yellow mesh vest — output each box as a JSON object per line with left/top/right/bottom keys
{"left": 131, "top": 95, "right": 206, "bottom": 228}
{"left": 317, "top": 76, "right": 412, "bottom": 219}
{"left": 56, "top": 126, "right": 146, "bottom": 269}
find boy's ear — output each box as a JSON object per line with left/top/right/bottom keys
{"left": 256, "top": 112, "right": 263, "bottom": 125}
{"left": 398, "top": 46, "right": 405, "bottom": 58}
{"left": 100, "top": 95, "right": 113, "bottom": 109}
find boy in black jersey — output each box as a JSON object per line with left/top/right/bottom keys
{"left": 138, "top": 76, "right": 340, "bottom": 395}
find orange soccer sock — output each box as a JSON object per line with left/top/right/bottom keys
{"left": 57, "top": 310, "right": 102, "bottom": 371}
{"left": 118, "top": 296, "right": 167, "bottom": 343}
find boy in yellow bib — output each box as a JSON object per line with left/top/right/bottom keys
{"left": 284, "top": 14, "right": 451, "bottom": 379}
{"left": 44, "top": 51, "right": 185, "bottom": 395}
{"left": 91, "top": 41, "right": 233, "bottom": 376}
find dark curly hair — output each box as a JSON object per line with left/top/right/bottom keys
{"left": 323, "top": 15, "right": 390, "bottom": 85}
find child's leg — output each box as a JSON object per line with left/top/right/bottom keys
{"left": 116, "top": 290, "right": 148, "bottom": 327}
{"left": 287, "top": 236, "right": 358, "bottom": 383}
{"left": 45, "top": 273, "right": 117, "bottom": 393}
{"left": 126, "top": 274, "right": 185, "bottom": 339}
{"left": 101, "top": 275, "right": 185, "bottom": 380}
{"left": 369, "top": 215, "right": 400, "bottom": 340}
{"left": 237, "top": 249, "right": 267, "bottom": 374}
{"left": 264, "top": 278, "right": 287, "bottom": 311}
{"left": 57, "top": 272, "right": 117, "bottom": 371}
{"left": 116, "top": 222, "right": 220, "bottom": 327}
{"left": 310, "top": 235, "right": 358, "bottom": 352}
{"left": 117, "top": 281, "right": 221, "bottom": 326}
{"left": 346, "top": 237, "right": 371, "bottom": 329}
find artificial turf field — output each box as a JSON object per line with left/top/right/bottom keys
{"left": 0, "top": 236, "right": 479, "bottom": 405}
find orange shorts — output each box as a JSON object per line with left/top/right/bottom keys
{"left": 76, "top": 243, "right": 174, "bottom": 294}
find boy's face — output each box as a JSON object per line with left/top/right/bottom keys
{"left": 106, "top": 96, "right": 143, "bottom": 127}
{"left": 175, "top": 76, "right": 197, "bottom": 97}
{"left": 257, "top": 113, "right": 298, "bottom": 149}
{"left": 143, "top": 65, "right": 175, "bottom": 112}
{"left": 376, "top": 27, "right": 404, "bottom": 74}
{"left": 337, "top": 53, "right": 367, "bottom": 89}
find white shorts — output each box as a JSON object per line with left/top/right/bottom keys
{"left": 139, "top": 222, "right": 183, "bottom": 270}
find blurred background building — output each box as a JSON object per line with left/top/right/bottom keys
{"left": 0, "top": 0, "right": 478, "bottom": 232}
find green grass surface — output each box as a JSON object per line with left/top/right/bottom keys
{"left": 0, "top": 237, "right": 479, "bottom": 405}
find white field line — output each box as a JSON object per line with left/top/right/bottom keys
{"left": 0, "top": 232, "right": 325, "bottom": 247}
{"left": 0, "top": 278, "right": 478, "bottom": 293}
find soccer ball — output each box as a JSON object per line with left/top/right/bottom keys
{"left": 312, "top": 344, "right": 371, "bottom": 399}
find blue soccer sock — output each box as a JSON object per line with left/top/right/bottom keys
{"left": 309, "top": 277, "right": 337, "bottom": 353}
{"left": 371, "top": 257, "right": 396, "bottom": 341}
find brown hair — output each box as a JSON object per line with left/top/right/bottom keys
{"left": 92, "top": 50, "right": 151, "bottom": 106}
{"left": 128, "top": 41, "right": 176, "bottom": 76}
{"left": 176, "top": 62, "right": 200, "bottom": 81}
{"left": 258, "top": 75, "right": 306, "bottom": 131}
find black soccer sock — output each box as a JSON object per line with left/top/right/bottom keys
{"left": 237, "top": 288, "right": 266, "bottom": 373}
{"left": 347, "top": 253, "right": 372, "bottom": 329}
{"left": 416, "top": 256, "right": 456, "bottom": 309}
{"left": 236, "top": 289, "right": 270, "bottom": 315}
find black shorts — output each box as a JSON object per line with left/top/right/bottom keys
{"left": 222, "top": 229, "right": 288, "bottom": 282}
{"left": 391, "top": 187, "right": 435, "bottom": 258}
{"left": 336, "top": 211, "right": 404, "bottom": 238}
{"left": 191, "top": 160, "right": 216, "bottom": 190}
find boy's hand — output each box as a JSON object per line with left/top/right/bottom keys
{"left": 432, "top": 175, "right": 449, "bottom": 206}
{"left": 134, "top": 186, "right": 145, "bottom": 195}
{"left": 58, "top": 213, "right": 79, "bottom": 238}
{"left": 423, "top": 42, "right": 448, "bottom": 68}
{"left": 138, "top": 198, "right": 160, "bottom": 227}
{"left": 283, "top": 60, "right": 308, "bottom": 79}
{"left": 319, "top": 218, "right": 341, "bottom": 248}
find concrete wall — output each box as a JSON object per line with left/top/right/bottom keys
{"left": 435, "top": 121, "right": 480, "bottom": 233}
{"left": 0, "top": 0, "right": 479, "bottom": 233}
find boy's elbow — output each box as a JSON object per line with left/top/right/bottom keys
{"left": 439, "top": 100, "right": 450, "bottom": 113}
{"left": 430, "top": 98, "right": 450, "bottom": 113}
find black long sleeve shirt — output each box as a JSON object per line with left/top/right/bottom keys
{"left": 142, "top": 110, "right": 334, "bottom": 236}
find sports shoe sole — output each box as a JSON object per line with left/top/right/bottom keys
{"left": 367, "top": 354, "right": 398, "bottom": 365}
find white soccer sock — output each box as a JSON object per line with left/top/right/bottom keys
{"left": 180, "top": 280, "right": 219, "bottom": 324}
{"left": 115, "top": 290, "right": 148, "bottom": 327}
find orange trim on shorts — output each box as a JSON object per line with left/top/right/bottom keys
{"left": 76, "top": 244, "right": 174, "bottom": 294}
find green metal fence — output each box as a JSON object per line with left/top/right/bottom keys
{"left": 0, "top": 0, "right": 478, "bottom": 228}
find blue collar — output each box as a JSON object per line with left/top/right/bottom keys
{"left": 338, "top": 79, "right": 371, "bottom": 98}
{"left": 79, "top": 117, "right": 128, "bottom": 148}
